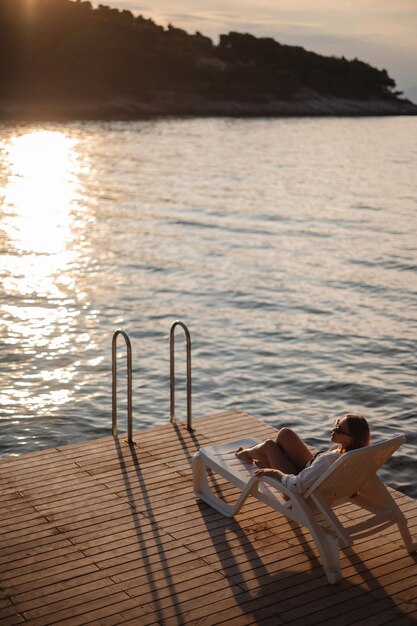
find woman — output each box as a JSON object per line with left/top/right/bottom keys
{"left": 236, "top": 413, "right": 370, "bottom": 494}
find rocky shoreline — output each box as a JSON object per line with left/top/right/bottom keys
{"left": 1, "top": 93, "right": 416, "bottom": 121}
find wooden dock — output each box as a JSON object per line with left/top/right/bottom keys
{"left": 1, "top": 409, "right": 417, "bottom": 626}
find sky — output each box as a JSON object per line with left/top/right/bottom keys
{"left": 96, "top": 0, "right": 417, "bottom": 101}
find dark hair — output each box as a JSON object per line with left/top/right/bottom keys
{"left": 344, "top": 414, "right": 370, "bottom": 451}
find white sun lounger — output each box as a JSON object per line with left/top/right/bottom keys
{"left": 192, "top": 435, "right": 416, "bottom": 583}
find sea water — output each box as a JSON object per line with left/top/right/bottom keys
{"left": 0, "top": 116, "right": 416, "bottom": 496}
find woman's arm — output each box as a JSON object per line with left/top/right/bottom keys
{"left": 254, "top": 468, "right": 285, "bottom": 480}
{"left": 255, "top": 449, "right": 341, "bottom": 493}
{"left": 281, "top": 450, "right": 340, "bottom": 493}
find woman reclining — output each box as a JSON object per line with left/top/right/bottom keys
{"left": 236, "top": 413, "right": 370, "bottom": 494}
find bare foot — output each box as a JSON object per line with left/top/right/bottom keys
{"left": 235, "top": 447, "right": 253, "bottom": 464}
{"left": 255, "top": 460, "right": 267, "bottom": 468}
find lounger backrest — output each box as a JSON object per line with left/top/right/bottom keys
{"left": 303, "top": 435, "right": 405, "bottom": 502}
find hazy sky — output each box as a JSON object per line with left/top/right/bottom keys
{"left": 98, "top": 0, "right": 417, "bottom": 100}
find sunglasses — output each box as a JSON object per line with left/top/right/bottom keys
{"left": 333, "top": 419, "right": 351, "bottom": 437}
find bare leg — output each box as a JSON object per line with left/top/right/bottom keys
{"left": 276, "top": 428, "right": 314, "bottom": 472}
{"left": 235, "top": 447, "right": 256, "bottom": 464}
{"left": 236, "top": 438, "right": 297, "bottom": 473}
{"left": 236, "top": 428, "right": 314, "bottom": 473}
{"left": 236, "top": 441, "right": 278, "bottom": 466}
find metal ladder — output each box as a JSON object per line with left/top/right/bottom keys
{"left": 112, "top": 329, "right": 133, "bottom": 444}
{"left": 170, "top": 320, "right": 193, "bottom": 431}
{"left": 111, "top": 320, "right": 193, "bottom": 442}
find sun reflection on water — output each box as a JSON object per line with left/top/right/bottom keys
{"left": 0, "top": 129, "right": 94, "bottom": 427}
{"left": 2, "top": 131, "right": 82, "bottom": 255}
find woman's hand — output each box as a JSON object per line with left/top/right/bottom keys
{"left": 254, "top": 468, "right": 282, "bottom": 480}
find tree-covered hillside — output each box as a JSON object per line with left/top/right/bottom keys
{"left": 1, "top": 0, "right": 415, "bottom": 118}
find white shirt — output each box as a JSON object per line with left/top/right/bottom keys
{"left": 280, "top": 445, "right": 341, "bottom": 494}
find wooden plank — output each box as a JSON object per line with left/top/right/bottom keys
{"left": 10, "top": 570, "right": 114, "bottom": 605}
{"left": 22, "top": 591, "right": 135, "bottom": 626}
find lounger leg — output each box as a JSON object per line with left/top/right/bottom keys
{"left": 308, "top": 524, "right": 341, "bottom": 584}
{"left": 312, "top": 494, "right": 353, "bottom": 549}
{"left": 293, "top": 499, "right": 341, "bottom": 584}
{"left": 192, "top": 452, "right": 260, "bottom": 518}
{"left": 397, "top": 521, "right": 417, "bottom": 553}
{"left": 359, "top": 475, "right": 417, "bottom": 553}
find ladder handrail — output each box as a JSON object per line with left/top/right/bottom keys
{"left": 170, "top": 320, "right": 192, "bottom": 431}
{"left": 112, "top": 329, "right": 133, "bottom": 444}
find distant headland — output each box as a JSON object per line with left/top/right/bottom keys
{"left": 2, "top": 0, "right": 417, "bottom": 120}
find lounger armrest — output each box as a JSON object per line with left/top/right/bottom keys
{"left": 262, "top": 475, "right": 294, "bottom": 499}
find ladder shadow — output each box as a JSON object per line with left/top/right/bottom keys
{"left": 112, "top": 421, "right": 206, "bottom": 624}
{"left": 114, "top": 436, "right": 188, "bottom": 625}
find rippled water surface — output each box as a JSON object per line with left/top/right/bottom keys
{"left": 0, "top": 117, "right": 416, "bottom": 496}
